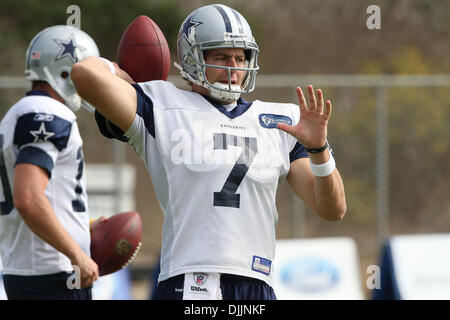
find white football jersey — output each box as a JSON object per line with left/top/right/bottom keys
{"left": 0, "top": 91, "right": 90, "bottom": 276}
{"left": 96, "top": 81, "right": 308, "bottom": 286}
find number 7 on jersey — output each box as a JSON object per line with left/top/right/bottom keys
{"left": 213, "top": 133, "right": 258, "bottom": 208}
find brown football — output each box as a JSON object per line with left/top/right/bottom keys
{"left": 90, "top": 211, "right": 142, "bottom": 276}
{"left": 117, "top": 15, "right": 170, "bottom": 82}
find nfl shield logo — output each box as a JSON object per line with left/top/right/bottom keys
{"left": 193, "top": 273, "right": 208, "bottom": 286}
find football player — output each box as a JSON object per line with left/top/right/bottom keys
{"left": 0, "top": 25, "right": 100, "bottom": 299}
{"left": 72, "top": 4, "right": 346, "bottom": 300}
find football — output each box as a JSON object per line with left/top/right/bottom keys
{"left": 90, "top": 211, "right": 142, "bottom": 276}
{"left": 117, "top": 15, "right": 170, "bottom": 82}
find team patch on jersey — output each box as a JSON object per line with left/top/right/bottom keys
{"left": 14, "top": 112, "right": 72, "bottom": 151}
{"left": 252, "top": 256, "right": 272, "bottom": 275}
{"left": 29, "top": 122, "right": 55, "bottom": 142}
{"left": 258, "top": 114, "right": 292, "bottom": 128}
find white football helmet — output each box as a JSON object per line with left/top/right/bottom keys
{"left": 175, "top": 4, "right": 259, "bottom": 103}
{"left": 25, "top": 25, "right": 99, "bottom": 112}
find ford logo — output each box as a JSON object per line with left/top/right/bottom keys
{"left": 280, "top": 257, "right": 340, "bottom": 292}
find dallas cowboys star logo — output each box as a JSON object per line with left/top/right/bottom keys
{"left": 180, "top": 16, "right": 202, "bottom": 44}
{"left": 54, "top": 34, "right": 84, "bottom": 63}
{"left": 29, "top": 122, "right": 55, "bottom": 142}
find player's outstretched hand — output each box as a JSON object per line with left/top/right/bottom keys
{"left": 277, "top": 85, "right": 331, "bottom": 149}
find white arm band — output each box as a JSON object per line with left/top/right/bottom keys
{"left": 98, "top": 57, "right": 116, "bottom": 75}
{"left": 309, "top": 154, "right": 336, "bottom": 177}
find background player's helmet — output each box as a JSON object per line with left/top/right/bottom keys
{"left": 175, "top": 4, "right": 259, "bottom": 103}
{"left": 25, "top": 25, "right": 99, "bottom": 112}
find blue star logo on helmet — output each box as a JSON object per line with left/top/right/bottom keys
{"left": 54, "top": 34, "right": 83, "bottom": 63}
{"left": 180, "top": 16, "right": 202, "bottom": 45}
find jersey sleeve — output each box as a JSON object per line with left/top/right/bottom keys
{"left": 289, "top": 141, "right": 308, "bottom": 162}
{"left": 13, "top": 112, "right": 72, "bottom": 177}
{"left": 94, "top": 110, "right": 128, "bottom": 142}
{"left": 94, "top": 83, "right": 155, "bottom": 141}
{"left": 15, "top": 145, "right": 55, "bottom": 178}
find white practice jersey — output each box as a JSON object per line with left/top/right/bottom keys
{"left": 0, "top": 90, "right": 90, "bottom": 276}
{"left": 96, "top": 81, "right": 308, "bottom": 286}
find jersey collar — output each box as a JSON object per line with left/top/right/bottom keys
{"left": 25, "top": 90, "right": 51, "bottom": 97}
{"left": 202, "top": 95, "right": 253, "bottom": 119}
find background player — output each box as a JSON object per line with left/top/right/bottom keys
{"left": 71, "top": 4, "right": 346, "bottom": 299}
{"left": 0, "top": 25, "right": 100, "bottom": 299}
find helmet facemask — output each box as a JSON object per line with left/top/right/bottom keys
{"left": 175, "top": 4, "right": 259, "bottom": 104}
{"left": 200, "top": 46, "right": 258, "bottom": 103}
{"left": 42, "top": 61, "right": 81, "bottom": 112}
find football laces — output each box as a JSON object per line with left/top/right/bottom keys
{"left": 122, "top": 242, "right": 142, "bottom": 269}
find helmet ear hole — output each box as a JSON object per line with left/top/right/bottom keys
{"left": 244, "top": 50, "right": 251, "bottom": 61}
{"left": 61, "top": 71, "right": 69, "bottom": 79}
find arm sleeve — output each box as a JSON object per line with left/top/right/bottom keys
{"left": 289, "top": 142, "right": 308, "bottom": 163}
{"left": 13, "top": 112, "right": 71, "bottom": 177}
{"left": 15, "top": 146, "right": 54, "bottom": 178}
{"left": 94, "top": 83, "right": 155, "bottom": 141}
{"left": 94, "top": 110, "right": 128, "bottom": 142}
{"left": 13, "top": 113, "right": 72, "bottom": 151}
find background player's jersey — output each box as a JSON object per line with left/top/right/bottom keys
{"left": 0, "top": 91, "right": 90, "bottom": 276}
{"left": 96, "top": 81, "right": 308, "bottom": 286}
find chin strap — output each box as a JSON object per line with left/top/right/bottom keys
{"left": 207, "top": 82, "right": 241, "bottom": 103}
{"left": 174, "top": 62, "right": 201, "bottom": 86}
{"left": 174, "top": 62, "right": 242, "bottom": 103}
